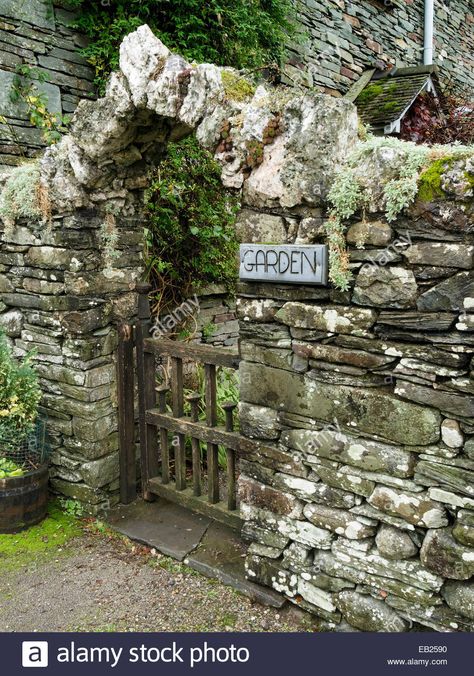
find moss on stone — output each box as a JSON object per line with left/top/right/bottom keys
{"left": 464, "top": 170, "right": 474, "bottom": 190}
{"left": 0, "top": 500, "right": 82, "bottom": 573}
{"left": 356, "top": 84, "right": 383, "bottom": 104}
{"left": 221, "top": 71, "right": 255, "bottom": 102}
{"left": 417, "top": 157, "right": 453, "bottom": 202}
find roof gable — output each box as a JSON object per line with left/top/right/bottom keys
{"left": 350, "top": 66, "right": 440, "bottom": 133}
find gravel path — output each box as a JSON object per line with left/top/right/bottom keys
{"left": 0, "top": 528, "right": 317, "bottom": 633}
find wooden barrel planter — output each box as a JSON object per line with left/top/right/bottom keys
{"left": 0, "top": 465, "right": 49, "bottom": 534}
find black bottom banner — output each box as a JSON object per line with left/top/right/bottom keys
{"left": 2, "top": 632, "right": 471, "bottom": 675}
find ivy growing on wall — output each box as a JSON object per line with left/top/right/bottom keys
{"left": 11, "top": 65, "right": 70, "bottom": 144}
{"left": 144, "top": 137, "right": 239, "bottom": 316}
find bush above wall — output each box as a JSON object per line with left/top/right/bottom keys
{"left": 71, "top": 0, "right": 297, "bottom": 93}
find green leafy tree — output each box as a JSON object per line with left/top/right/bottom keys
{"left": 71, "top": 0, "right": 296, "bottom": 93}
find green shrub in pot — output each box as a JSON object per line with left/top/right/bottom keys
{"left": 0, "top": 331, "right": 41, "bottom": 462}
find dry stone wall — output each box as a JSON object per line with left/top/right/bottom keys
{"left": 238, "top": 157, "right": 474, "bottom": 632}
{"left": 0, "top": 25, "right": 357, "bottom": 514}
{"left": 0, "top": 0, "right": 95, "bottom": 170}
{"left": 0, "top": 25, "right": 472, "bottom": 631}
{"left": 289, "top": 0, "right": 474, "bottom": 96}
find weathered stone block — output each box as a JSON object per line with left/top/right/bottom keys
{"left": 441, "top": 419, "right": 464, "bottom": 448}
{"left": 368, "top": 486, "right": 448, "bottom": 528}
{"left": 72, "top": 413, "right": 117, "bottom": 443}
{"left": 314, "top": 550, "right": 441, "bottom": 603}
{"left": 353, "top": 266, "right": 418, "bottom": 309}
{"left": 417, "top": 271, "right": 474, "bottom": 312}
{"left": 50, "top": 478, "right": 109, "bottom": 505}
{"left": 235, "top": 209, "right": 287, "bottom": 243}
{"left": 236, "top": 298, "right": 281, "bottom": 323}
{"left": 80, "top": 452, "right": 120, "bottom": 488}
{"left": 336, "top": 591, "right": 408, "bottom": 632}
{"left": 312, "top": 464, "right": 375, "bottom": 498}
{"left": 239, "top": 476, "right": 303, "bottom": 518}
{"left": 442, "top": 580, "right": 474, "bottom": 620}
{"left": 275, "top": 472, "right": 355, "bottom": 509}
{"left": 284, "top": 427, "right": 416, "bottom": 478}
{"left": 25, "top": 246, "right": 76, "bottom": 270}
{"left": 420, "top": 528, "right": 474, "bottom": 580}
{"left": 375, "top": 524, "right": 418, "bottom": 560}
{"left": 330, "top": 543, "right": 444, "bottom": 592}
{"left": 275, "top": 302, "right": 376, "bottom": 336}
{"left": 297, "top": 579, "right": 338, "bottom": 615}
{"left": 281, "top": 542, "right": 313, "bottom": 569}
{"left": 346, "top": 220, "right": 392, "bottom": 247}
{"left": 452, "top": 510, "right": 474, "bottom": 548}
{"left": 245, "top": 555, "right": 297, "bottom": 597}
{"left": 403, "top": 242, "right": 474, "bottom": 269}
{"left": 239, "top": 402, "right": 280, "bottom": 440}
{"left": 292, "top": 341, "right": 395, "bottom": 369}
{"left": 395, "top": 380, "right": 474, "bottom": 418}
{"left": 304, "top": 503, "right": 376, "bottom": 539}
{"left": 416, "top": 459, "right": 474, "bottom": 498}
{"left": 241, "top": 362, "right": 441, "bottom": 446}
{"left": 242, "top": 504, "right": 334, "bottom": 550}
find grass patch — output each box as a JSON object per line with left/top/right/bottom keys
{"left": 0, "top": 500, "right": 82, "bottom": 574}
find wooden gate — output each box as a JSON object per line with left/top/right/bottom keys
{"left": 117, "top": 284, "right": 248, "bottom": 530}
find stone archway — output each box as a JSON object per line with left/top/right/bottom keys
{"left": 0, "top": 24, "right": 358, "bottom": 511}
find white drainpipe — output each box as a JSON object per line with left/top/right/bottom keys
{"left": 424, "top": 0, "right": 435, "bottom": 65}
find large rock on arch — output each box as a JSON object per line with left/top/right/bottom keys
{"left": 41, "top": 24, "right": 359, "bottom": 213}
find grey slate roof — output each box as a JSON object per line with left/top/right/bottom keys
{"left": 348, "top": 65, "right": 440, "bottom": 132}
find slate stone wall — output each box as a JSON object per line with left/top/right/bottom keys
{"left": 237, "top": 173, "right": 474, "bottom": 631}
{"left": 289, "top": 0, "right": 474, "bottom": 96}
{"left": 0, "top": 207, "right": 144, "bottom": 512}
{"left": 0, "top": 0, "right": 95, "bottom": 170}
{"left": 0, "top": 25, "right": 472, "bottom": 630}
{"left": 0, "top": 210, "right": 237, "bottom": 513}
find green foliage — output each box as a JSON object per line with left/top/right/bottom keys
{"left": 327, "top": 135, "right": 474, "bottom": 290}
{"left": 0, "top": 331, "right": 41, "bottom": 444}
{"left": 328, "top": 170, "right": 364, "bottom": 220}
{"left": 201, "top": 322, "right": 217, "bottom": 341}
{"left": 183, "top": 365, "right": 240, "bottom": 469}
{"left": 221, "top": 71, "right": 256, "bottom": 102}
{"left": 71, "top": 0, "right": 297, "bottom": 94}
{"left": 356, "top": 84, "right": 383, "bottom": 104}
{"left": 59, "top": 498, "right": 85, "bottom": 518}
{"left": 100, "top": 208, "right": 121, "bottom": 270}
{"left": 11, "top": 65, "right": 70, "bottom": 144}
{"left": 0, "top": 457, "right": 24, "bottom": 479}
{"left": 144, "top": 136, "right": 239, "bottom": 315}
{"left": 0, "top": 163, "right": 41, "bottom": 229}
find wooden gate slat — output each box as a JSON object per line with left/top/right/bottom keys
{"left": 136, "top": 284, "right": 159, "bottom": 501}
{"left": 117, "top": 323, "right": 136, "bottom": 504}
{"left": 171, "top": 357, "right": 186, "bottom": 491}
{"left": 205, "top": 364, "right": 219, "bottom": 504}
{"left": 156, "top": 385, "right": 170, "bottom": 485}
{"left": 144, "top": 337, "right": 240, "bottom": 368}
